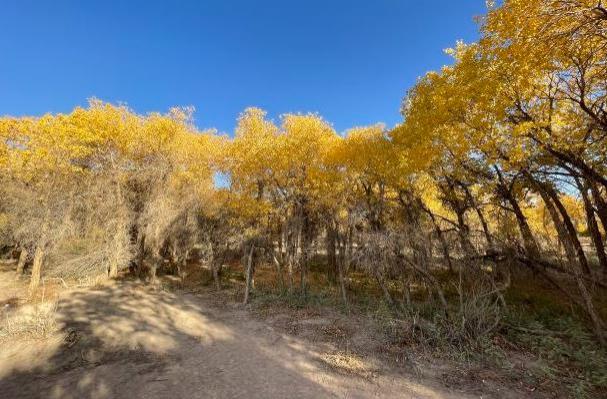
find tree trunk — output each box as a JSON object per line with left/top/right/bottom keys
{"left": 455, "top": 208, "right": 476, "bottom": 261}
{"left": 444, "top": 179, "right": 476, "bottom": 262}
{"left": 326, "top": 224, "right": 338, "bottom": 283}
{"left": 209, "top": 245, "right": 221, "bottom": 290}
{"left": 15, "top": 248, "right": 28, "bottom": 278}
{"left": 298, "top": 221, "right": 308, "bottom": 297}
{"left": 463, "top": 184, "right": 493, "bottom": 248}
{"left": 137, "top": 233, "right": 146, "bottom": 277}
{"left": 375, "top": 271, "right": 395, "bottom": 308}
{"left": 278, "top": 226, "right": 285, "bottom": 264}
{"left": 148, "top": 262, "right": 157, "bottom": 282}
{"left": 573, "top": 268, "right": 606, "bottom": 345}
{"left": 285, "top": 226, "right": 292, "bottom": 290}
{"left": 495, "top": 168, "right": 541, "bottom": 259}
{"left": 287, "top": 254, "right": 294, "bottom": 292}
{"left": 578, "top": 178, "right": 607, "bottom": 277}
{"left": 112, "top": 180, "right": 125, "bottom": 280}
{"left": 476, "top": 206, "right": 493, "bottom": 249}
{"left": 243, "top": 245, "right": 255, "bottom": 304}
{"left": 108, "top": 236, "right": 119, "bottom": 278}
{"left": 346, "top": 226, "right": 354, "bottom": 273}
{"left": 539, "top": 140, "right": 607, "bottom": 191}
{"left": 336, "top": 235, "right": 349, "bottom": 312}
{"left": 286, "top": 221, "right": 297, "bottom": 291}
{"left": 28, "top": 245, "right": 44, "bottom": 294}
{"left": 109, "top": 259, "right": 118, "bottom": 278}
{"left": 402, "top": 255, "right": 448, "bottom": 311}
{"left": 532, "top": 179, "right": 605, "bottom": 342}
{"left": 402, "top": 274, "right": 412, "bottom": 308}
{"left": 543, "top": 182, "right": 591, "bottom": 275}
{"left": 475, "top": 204, "right": 493, "bottom": 249}
{"left": 300, "top": 252, "right": 307, "bottom": 297}
{"left": 506, "top": 188, "right": 541, "bottom": 259}
{"left": 589, "top": 181, "right": 607, "bottom": 236}
{"left": 535, "top": 182, "right": 579, "bottom": 267}
{"left": 212, "top": 259, "right": 221, "bottom": 290}
{"left": 180, "top": 250, "right": 189, "bottom": 281}
{"left": 427, "top": 210, "right": 454, "bottom": 272}
{"left": 272, "top": 251, "right": 285, "bottom": 290}
{"left": 212, "top": 264, "right": 221, "bottom": 290}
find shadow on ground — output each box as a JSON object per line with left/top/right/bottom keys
{"left": 0, "top": 280, "right": 334, "bottom": 399}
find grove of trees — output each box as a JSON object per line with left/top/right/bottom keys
{"left": 1, "top": 0, "right": 606, "bottom": 347}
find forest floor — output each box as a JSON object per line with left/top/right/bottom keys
{"left": 0, "top": 264, "right": 568, "bottom": 399}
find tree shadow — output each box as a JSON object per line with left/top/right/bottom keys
{"left": 0, "top": 280, "right": 333, "bottom": 399}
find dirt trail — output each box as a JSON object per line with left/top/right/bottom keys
{"left": 0, "top": 280, "right": 474, "bottom": 399}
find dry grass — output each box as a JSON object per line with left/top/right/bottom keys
{"left": 0, "top": 269, "right": 61, "bottom": 343}
{"left": 0, "top": 300, "right": 58, "bottom": 342}
{"left": 319, "top": 351, "right": 377, "bottom": 379}
{"left": 71, "top": 273, "right": 114, "bottom": 288}
{"left": 0, "top": 262, "right": 112, "bottom": 347}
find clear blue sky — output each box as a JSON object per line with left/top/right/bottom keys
{"left": 0, "top": 1, "right": 485, "bottom": 135}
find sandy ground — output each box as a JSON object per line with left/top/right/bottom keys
{"left": 0, "top": 276, "right": 484, "bottom": 399}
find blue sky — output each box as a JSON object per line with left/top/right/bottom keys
{"left": 0, "top": 1, "right": 485, "bottom": 135}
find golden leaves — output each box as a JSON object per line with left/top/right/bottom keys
{"left": 0, "top": 101, "right": 218, "bottom": 195}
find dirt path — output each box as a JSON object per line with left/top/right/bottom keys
{"left": 0, "top": 280, "right": 475, "bottom": 399}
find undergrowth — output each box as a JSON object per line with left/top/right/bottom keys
{"left": 240, "top": 267, "right": 607, "bottom": 398}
